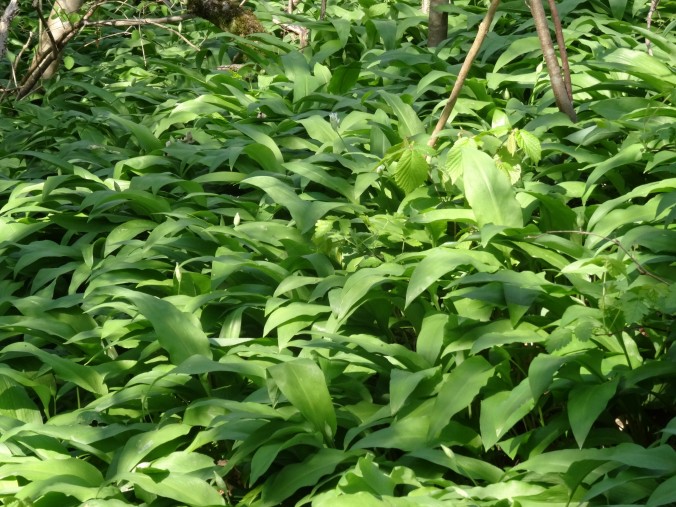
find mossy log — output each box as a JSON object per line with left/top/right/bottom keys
{"left": 186, "top": 0, "right": 264, "bottom": 36}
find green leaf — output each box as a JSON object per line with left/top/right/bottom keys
{"left": 381, "top": 92, "right": 424, "bottom": 139}
{"left": 268, "top": 359, "right": 337, "bottom": 443}
{"left": 390, "top": 367, "right": 438, "bottom": 415}
{"left": 429, "top": 357, "right": 495, "bottom": 439}
{"left": 516, "top": 129, "right": 541, "bottom": 164}
{"left": 107, "top": 424, "right": 192, "bottom": 479}
{"left": 406, "top": 248, "right": 501, "bottom": 307}
{"left": 0, "top": 376, "right": 42, "bottom": 424}
{"left": 332, "top": 263, "right": 405, "bottom": 321}
{"left": 113, "top": 471, "right": 225, "bottom": 505}
{"left": 394, "top": 145, "right": 429, "bottom": 193}
{"left": 1, "top": 342, "right": 106, "bottom": 396}
{"left": 454, "top": 145, "right": 523, "bottom": 228}
{"left": 100, "top": 112, "right": 162, "bottom": 153}
{"left": 648, "top": 475, "right": 676, "bottom": 507}
{"left": 416, "top": 312, "right": 448, "bottom": 365}
{"left": 261, "top": 448, "right": 355, "bottom": 505}
{"left": 111, "top": 287, "right": 212, "bottom": 364}
{"left": 568, "top": 378, "right": 619, "bottom": 448}
{"left": 493, "top": 37, "right": 541, "bottom": 72}
{"left": 63, "top": 55, "right": 75, "bottom": 70}
{"left": 480, "top": 379, "right": 534, "bottom": 449}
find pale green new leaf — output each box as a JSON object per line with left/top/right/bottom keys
{"left": 394, "top": 146, "right": 429, "bottom": 194}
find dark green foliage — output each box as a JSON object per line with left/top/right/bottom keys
{"left": 0, "top": 0, "right": 674, "bottom": 505}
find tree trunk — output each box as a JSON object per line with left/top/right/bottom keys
{"left": 530, "top": 0, "right": 576, "bottom": 121}
{"left": 0, "top": 0, "right": 20, "bottom": 60}
{"left": 31, "top": 0, "right": 85, "bottom": 80}
{"left": 428, "top": 0, "right": 449, "bottom": 47}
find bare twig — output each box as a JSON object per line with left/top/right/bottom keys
{"left": 528, "top": 230, "right": 669, "bottom": 284}
{"left": 11, "top": 30, "right": 34, "bottom": 85}
{"left": 428, "top": 0, "right": 501, "bottom": 148}
{"left": 546, "top": 0, "right": 572, "bottom": 102}
{"left": 646, "top": 0, "right": 659, "bottom": 55}
{"left": 145, "top": 19, "right": 199, "bottom": 50}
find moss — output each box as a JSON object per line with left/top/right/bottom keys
{"left": 186, "top": 0, "right": 264, "bottom": 36}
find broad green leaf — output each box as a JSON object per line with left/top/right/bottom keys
{"left": 107, "top": 424, "right": 191, "bottom": 479}
{"left": 381, "top": 92, "right": 424, "bottom": 139}
{"left": 111, "top": 287, "right": 212, "bottom": 364}
{"left": 250, "top": 433, "right": 322, "bottom": 484}
{"left": 261, "top": 448, "right": 355, "bottom": 505}
{"left": 428, "top": 357, "right": 494, "bottom": 439}
{"left": 451, "top": 145, "right": 523, "bottom": 228}
{"left": 568, "top": 378, "right": 619, "bottom": 448}
{"left": 410, "top": 447, "right": 504, "bottom": 483}
{"left": 394, "top": 145, "right": 429, "bottom": 193}
{"left": 390, "top": 367, "right": 438, "bottom": 415}
{"left": 1, "top": 342, "right": 106, "bottom": 396}
{"left": 113, "top": 471, "right": 225, "bottom": 505}
{"left": 268, "top": 359, "right": 337, "bottom": 443}
{"left": 494, "top": 37, "right": 541, "bottom": 72}
{"left": 528, "top": 354, "right": 571, "bottom": 401}
{"left": 480, "top": 379, "right": 534, "bottom": 449}
{"left": 406, "top": 248, "right": 501, "bottom": 307}
{"left": 353, "top": 415, "right": 429, "bottom": 451}
{"left": 332, "top": 263, "right": 405, "bottom": 321}
{"left": 243, "top": 175, "right": 342, "bottom": 233}
{"left": 416, "top": 312, "right": 448, "bottom": 365}
{"left": 0, "top": 458, "right": 103, "bottom": 486}
{"left": 648, "top": 475, "right": 676, "bottom": 507}
{"left": 0, "top": 376, "right": 42, "bottom": 424}
{"left": 584, "top": 143, "right": 643, "bottom": 195}
{"left": 263, "top": 302, "right": 330, "bottom": 337}
{"left": 101, "top": 112, "right": 162, "bottom": 153}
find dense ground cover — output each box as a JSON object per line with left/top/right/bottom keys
{"left": 0, "top": 0, "right": 674, "bottom": 505}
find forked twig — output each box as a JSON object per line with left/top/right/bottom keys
{"left": 528, "top": 230, "right": 669, "bottom": 284}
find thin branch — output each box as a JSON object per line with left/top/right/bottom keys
{"left": 528, "top": 230, "right": 669, "bottom": 284}
{"left": 82, "top": 14, "right": 195, "bottom": 28}
{"left": 646, "top": 0, "right": 659, "bottom": 55}
{"left": 145, "top": 18, "right": 199, "bottom": 50}
{"left": 428, "top": 0, "right": 501, "bottom": 148}
{"left": 12, "top": 30, "right": 34, "bottom": 85}
{"left": 546, "top": 0, "right": 572, "bottom": 102}
{"left": 34, "top": 0, "right": 60, "bottom": 61}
